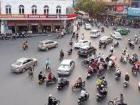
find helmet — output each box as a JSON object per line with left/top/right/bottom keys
{"left": 49, "top": 94, "right": 52, "bottom": 97}
{"left": 78, "top": 77, "right": 82, "bottom": 80}
{"left": 135, "top": 35, "right": 137, "bottom": 37}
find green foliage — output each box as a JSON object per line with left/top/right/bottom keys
{"left": 75, "top": 0, "right": 106, "bottom": 17}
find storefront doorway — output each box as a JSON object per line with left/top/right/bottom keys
{"left": 31, "top": 25, "right": 38, "bottom": 33}
{"left": 55, "top": 25, "right": 60, "bottom": 31}
{"left": 42, "top": 26, "right": 51, "bottom": 33}
{"left": 17, "top": 26, "right": 28, "bottom": 33}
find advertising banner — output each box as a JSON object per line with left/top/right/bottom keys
{"left": 128, "top": 7, "right": 140, "bottom": 17}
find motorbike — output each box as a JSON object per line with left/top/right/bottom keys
{"left": 67, "top": 49, "right": 72, "bottom": 55}
{"left": 86, "top": 66, "right": 97, "bottom": 79}
{"left": 128, "top": 42, "right": 135, "bottom": 49}
{"left": 123, "top": 81, "right": 129, "bottom": 88}
{"left": 48, "top": 97, "right": 60, "bottom": 105}
{"left": 132, "top": 66, "right": 138, "bottom": 76}
{"left": 38, "top": 77, "right": 46, "bottom": 85}
{"left": 96, "top": 88, "right": 107, "bottom": 101}
{"left": 120, "top": 56, "right": 127, "bottom": 64}
{"left": 57, "top": 79, "right": 69, "bottom": 90}
{"left": 138, "top": 82, "right": 140, "bottom": 91}
{"left": 46, "top": 77, "right": 57, "bottom": 86}
{"left": 22, "top": 43, "right": 28, "bottom": 50}
{"left": 113, "top": 41, "right": 119, "bottom": 48}
{"left": 78, "top": 92, "right": 89, "bottom": 105}
{"left": 115, "top": 71, "right": 121, "bottom": 80}
{"left": 72, "top": 81, "right": 85, "bottom": 91}
{"left": 129, "top": 54, "right": 138, "bottom": 64}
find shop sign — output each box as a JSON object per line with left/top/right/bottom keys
{"left": 0, "top": 14, "right": 77, "bottom": 20}
{"left": 116, "top": 4, "right": 124, "bottom": 12}
{"left": 128, "top": 7, "right": 140, "bottom": 17}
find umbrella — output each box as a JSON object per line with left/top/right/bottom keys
{"left": 135, "top": 61, "right": 140, "bottom": 66}
{"left": 110, "top": 55, "right": 117, "bottom": 62}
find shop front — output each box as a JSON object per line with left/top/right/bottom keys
{"left": 0, "top": 14, "right": 77, "bottom": 34}
{"left": 127, "top": 7, "right": 140, "bottom": 28}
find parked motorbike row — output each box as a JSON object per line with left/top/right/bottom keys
{"left": 0, "top": 33, "right": 31, "bottom": 40}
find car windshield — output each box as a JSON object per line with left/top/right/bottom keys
{"left": 15, "top": 61, "right": 22, "bottom": 65}
{"left": 60, "top": 64, "right": 70, "bottom": 69}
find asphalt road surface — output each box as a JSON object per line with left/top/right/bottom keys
{"left": 0, "top": 25, "right": 140, "bottom": 105}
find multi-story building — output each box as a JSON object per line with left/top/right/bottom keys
{"left": 0, "top": 0, "right": 77, "bottom": 34}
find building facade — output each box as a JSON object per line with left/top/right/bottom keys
{"left": 0, "top": 0, "right": 77, "bottom": 34}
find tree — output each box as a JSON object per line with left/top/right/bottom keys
{"left": 75, "top": 0, "right": 107, "bottom": 17}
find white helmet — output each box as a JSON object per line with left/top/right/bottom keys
{"left": 49, "top": 94, "right": 52, "bottom": 97}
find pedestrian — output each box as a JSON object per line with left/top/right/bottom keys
{"left": 28, "top": 66, "right": 34, "bottom": 80}
{"left": 46, "top": 58, "right": 51, "bottom": 71}
{"left": 110, "top": 45, "right": 114, "bottom": 54}
{"left": 76, "top": 33, "right": 79, "bottom": 41}
{"left": 81, "top": 33, "right": 84, "bottom": 40}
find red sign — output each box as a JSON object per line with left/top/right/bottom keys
{"left": 0, "top": 14, "right": 77, "bottom": 20}
{"left": 116, "top": 4, "right": 124, "bottom": 12}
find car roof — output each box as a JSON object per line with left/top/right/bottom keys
{"left": 91, "top": 29, "right": 99, "bottom": 32}
{"left": 17, "top": 57, "right": 29, "bottom": 62}
{"left": 78, "top": 40, "right": 89, "bottom": 42}
{"left": 40, "top": 40, "right": 54, "bottom": 43}
{"left": 80, "top": 45, "right": 90, "bottom": 49}
{"left": 114, "top": 31, "right": 121, "bottom": 35}
{"left": 61, "top": 59, "right": 73, "bottom": 65}
{"left": 100, "top": 36, "right": 110, "bottom": 40}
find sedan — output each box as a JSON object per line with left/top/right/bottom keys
{"left": 11, "top": 57, "right": 37, "bottom": 73}
{"left": 99, "top": 36, "right": 113, "bottom": 44}
{"left": 90, "top": 29, "right": 101, "bottom": 38}
{"left": 85, "top": 23, "right": 92, "bottom": 30}
{"left": 111, "top": 31, "right": 122, "bottom": 40}
{"left": 74, "top": 40, "right": 91, "bottom": 49}
{"left": 38, "top": 40, "right": 58, "bottom": 51}
{"left": 57, "top": 59, "right": 75, "bottom": 76}
{"left": 116, "top": 27, "right": 130, "bottom": 35}
{"left": 78, "top": 46, "right": 96, "bottom": 57}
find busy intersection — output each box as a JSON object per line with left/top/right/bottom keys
{"left": 0, "top": 24, "right": 140, "bottom": 105}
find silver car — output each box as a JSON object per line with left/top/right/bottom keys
{"left": 57, "top": 59, "right": 75, "bottom": 76}
{"left": 11, "top": 57, "right": 37, "bottom": 73}
{"left": 38, "top": 40, "right": 58, "bottom": 51}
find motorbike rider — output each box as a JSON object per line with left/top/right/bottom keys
{"left": 80, "top": 88, "right": 88, "bottom": 99}
{"left": 47, "top": 71, "right": 54, "bottom": 81}
{"left": 22, "top": 40, "right": 28, "bottom": 49}
{"left": 76, "top": 77, "right": 83, "bottom": 87}
{"left": 46, "top": 58, "right": 50, "bottom": 70}
{"left": 115, "top": 68, "right": 121, "bottom": 78}
{"left": 68, "top": 48, "right": 72, "bottom": 55}
{"left": 125, "top": 72, "right": 130, "bottom": 82}
{"left": 60, "top": 49, "right": 64, "bottom": 60}
{"left": 48, "top": 94, "right": 58, "bottom": 105}
{"left": 38, "top": 71, "right": 45, "bottom": 82}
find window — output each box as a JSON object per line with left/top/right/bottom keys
{"left": 19, "top": 5, "right": 24, "bottom": 14}
{"left": 6, "top": 5, "right": 11, "bottom": 14}
{"left": 56, "top": 6, "right": 61, "bottom": 14}
{"left": 32, "top": 5, "right": 37, "bottom": 14}
{"left": 44, "top": 5, "right": 49, "bottom": 14}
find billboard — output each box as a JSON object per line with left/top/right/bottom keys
{"left": 127, "top": 7, "right": 140, "bottom": 17}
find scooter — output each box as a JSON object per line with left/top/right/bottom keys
{"left": 78, "top": 93, "right": 89, "bottom": 105}
{"left": 46, "top": 77, "right": 57, "bottom": 86}
{"left": 115, "top": 72, "right": 121, "bottom": 80}
{"left": 138, "top": 82, "right": 140, "bottom": 91}
{"left": 57, "top": 79, "right": 69, "bottom": 90}
{"left": 123, "top": 81, "right": 129, "bottom": 88}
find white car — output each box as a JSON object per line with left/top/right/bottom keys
{"left": 111, "top": 31, "right": 122, "bottom": 40}
{"left": 11, "top": 57, "right": 37, "bottom": 73}
{"left": 38, "top": 40, "right": 58, "bottom": 51}
{"left": 74, "top": 40, "right": 91, "bottom": 49}
{"left": 85, "top": 23, "right": 91, "bottom": 30}
{"left": 57, "top": 59, "right": 75, "bottom": 75}
{"left": 90, "top": 29, "right": 100, "bottom": 38}
{"left": 99, "top": 36, "right": 113, "bottom": 44}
